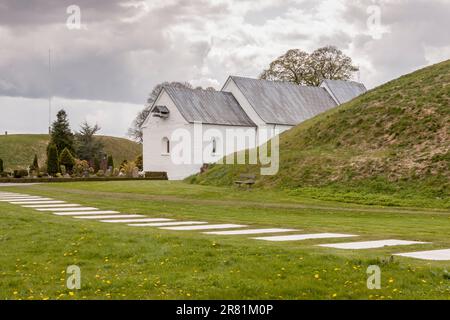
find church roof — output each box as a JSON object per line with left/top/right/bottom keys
{"left": 320, "top": 79, "right": 367, "bottom": 105}
{"left": 164, "top": 86, "right": 256, "bottom": 127}
{"left": 228, "top": 76, "right": 338, "bottom": 125}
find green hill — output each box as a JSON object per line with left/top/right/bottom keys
{"left": 189, "top": 60, "right": 450, "bottom": 205}
{"left": 0, "top": 134, "right": 142, "bottom": 171}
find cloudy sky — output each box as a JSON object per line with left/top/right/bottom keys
{"left": 1, "top": 0, "right": 449, "bottom": 138}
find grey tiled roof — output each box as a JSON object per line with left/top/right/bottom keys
{"left": 230, "top": 76, "right": 338, "bottom": 125}
{"left": 164, "top": 86, "right": 256, "bottom": 127}
{"left": 321, "top": 79, "right": 367, "bottom": 105}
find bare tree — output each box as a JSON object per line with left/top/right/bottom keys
{"left": 260, "top": 46, "right": 359, "bottom": 86}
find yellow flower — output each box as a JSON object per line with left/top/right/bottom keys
{"left": 69, "top": 292, "right": 74, "bottom": 296}
{"left": 388, "top": 278, "right": 394, "bottom": 283}
{"left": 332, "top": 293, "right": 337, "bottom": 298}
{"left": 314, "top": 274, "right": 320, "bottom": 279}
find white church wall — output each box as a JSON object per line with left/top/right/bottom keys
{"left": 142, "top": 89, "right": 257, "bottom": 180}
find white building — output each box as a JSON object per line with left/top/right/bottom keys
{"left": 142, "top": 76, "right": 366, "bottom": 180}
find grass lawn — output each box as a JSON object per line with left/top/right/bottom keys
{"left": 0, "top": 181, "right": 449, "bottom": 300}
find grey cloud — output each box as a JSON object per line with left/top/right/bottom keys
{"left": 0, "top": 0, "right": 448, "bottom": 106}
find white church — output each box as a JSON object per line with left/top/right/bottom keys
{"left": 142, "top": 76, "right": 366, "bottom": 180}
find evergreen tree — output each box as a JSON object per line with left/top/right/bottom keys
{"left": 75, "top": 121, "right": 104, "bottom": 162}
{"left": 50, "top": 109, "right": 74, "bottom": 155}
{"left": 47, "top": 143, "right": 60, "bottom": 176}
{"left": 59, "top": 148, "right": 76, "bottom": 173}
{"left": 30, "top": 154, "right": 39, "bottom": 172}
{"left": 107, "top": 155, "right": 114, "bottom": 169}
{"left": 93, "top": 157, "right": 100, "bottom": 173}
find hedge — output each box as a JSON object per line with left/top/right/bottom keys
{"left": 0, "top": 176, "right": 167, "bottom": 183}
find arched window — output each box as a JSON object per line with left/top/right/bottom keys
{"left": 162, "top": 137, "right": 170, "bottom": 154}
{"left": 212, "top": 138, "right": 217, "bottom": 155}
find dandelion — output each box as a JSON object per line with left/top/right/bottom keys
{"left": 314, "top": 274, "right": 320, "bottom": 279}
{"left": 332, "top": 293, "right": 337, "bottom": 298}
{"left": 69, "top": 292, "right": 74, "bottom": 296}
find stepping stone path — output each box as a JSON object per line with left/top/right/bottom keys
{"left": 0, "top": 191, "right": 448, "bottom": 260}
{"left": 11, "top": 200, "right": 65, "bottom": 205}
{"left": 74, "top": 214, "right": 145, "bottom": 219}
{"left": 160, "top": 224, "right": 247, "bottom": 231}
{"left": 318, "top": 239, "right": 428, "bottom": 250}
{"left": 394, "top": 249, "right": 450, "bottom": 261}
{"left": 100, "top": 218, "right": 173, "bottom": 223}
{"left": 129, "top": 221, "right": 208, "bottom": 227}
{"left": 36, "top": 207, "right": 98, "bottom": 212}
{"left": 54, "top": 211, "right": 119, "bottom": 216}
{"left": 252, "top": 233, "right": 357, "bottom": 242}
{"left": 22, "top": 204, "right": 81, "bottom": 208}
{"left": 205, "top": 228, "right": 298, "bottom": 235}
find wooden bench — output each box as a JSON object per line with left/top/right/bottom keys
{"left": 234, "top": 174, "right": 256, "bottom": 188}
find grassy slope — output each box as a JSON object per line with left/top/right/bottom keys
{"left": 0, "top": 181, "right": 449, "bottom": 300}
{"left": 189, "top": 60, "right": 450, "bottom": 205}
{"left": 0, "top": 134, "right": 142, "bottom": 171}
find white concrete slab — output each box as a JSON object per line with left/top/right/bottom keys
{"left": 318, "top": 239, "right": 428, "bottom": 250}
{"left": 99, "top": 218, "right": 173, "bottom": 223}
{"left": 10, "top": 200, "right": 64, "bottom": 204}
{"left": 54, "top": 211, "right": 119, "bottom": 216}
{"left": 73, "top": 214, "right": 144, "bottom": 219}
{"left": 129, "top": 221, "right": 208, "bottom": 227}
{"left": 22, "top": 204, "right": 81, "bottom": 208}
{"left": 160, "top": 224, "right": 247, "bottom": 231}
{"left": 252, "top": 233, "right": 358, "bottom": 242}
{"left": 0, "top": 183, "right": 40, "bottom": 187}
{"left": 36, "top": 207, "right": 98, "bottom": 212}
{"left": 0, "top": 197, "right": 45, "bottom": 201}
{"left": 204, "top": 228, "right": 298, "bottom": 235}
{"left": 394, "top": 249, "right": 450, "bottom": 261}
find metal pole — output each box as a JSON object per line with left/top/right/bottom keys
{"left": 48, "top": 48, "right": 52, "bottom": 134}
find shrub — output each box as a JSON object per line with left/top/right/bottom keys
{"left": 96, "top": 170, "right": 105, "bottom": 177}
{"left": 121, "top": 161, "right": 137, "bottom": 177}
{"left": 120, "top": 160, "right": 128, "bottom": 170}
{"left": 13, "top": 169, "right": 29, "bottom": 178}
{"left": 0, "top": 171, "right": 10, "bottom": 178}
{"left": 47, "top": 143, "right": 60, "bottom": 176}
{"left": 59, "top": 148, "right": 76, "bottom": 173}
{"left": 107, "top": 155, "right": 114, "bottom": 169}
{"left": 112, "top": 168, "right": 120, "bottom": 176}
{"left": 73, "top": 159, "right": 89, "bottom": 177}
{"left": 135, "top": 154, "right": 143, "bottom": 170}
